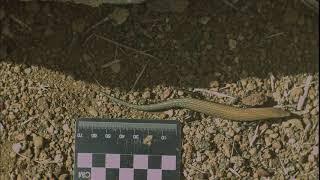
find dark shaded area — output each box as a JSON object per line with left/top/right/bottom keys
{"left": 0, "top": 0, "right": 319, "bottom": 91}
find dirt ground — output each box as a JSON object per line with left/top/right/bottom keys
{"left": 0, "top": 0, "right": 319, "bottom": 179}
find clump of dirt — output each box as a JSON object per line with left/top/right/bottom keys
{"left": 0, "top": 0, "right": 319, "bottom": 179}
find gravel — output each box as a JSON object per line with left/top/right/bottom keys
{"left": 0, "top": 0, "right": 319, "bottom": 179}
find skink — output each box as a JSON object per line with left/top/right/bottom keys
{"left": 105, "top": 94, "right": 291, "bottom": 121}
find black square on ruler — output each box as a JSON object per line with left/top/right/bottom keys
{"left": 106, "top": 168, "right": 119, "bottom": 179}
{"left": 134, "top": 169, "right": 147, "bottom": 180}
{"left": 92, "top": 154, "right": 105, "bottom": 167}
{"left": 148, "top": 155, "right": 162, "bottom": 169}
{"left": 162, "top": 170, "right": 178, "bottom": 180}
{"left": 120, "top": 154, "right": 133, "bottom": 168}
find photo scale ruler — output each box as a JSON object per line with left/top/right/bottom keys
{"left": 74, "top": 118, "right": 181, "bottom": 180}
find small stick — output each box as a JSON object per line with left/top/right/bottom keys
{"left": 9, "top": 15, "right": 32, "bottom": 32}
{"left": 222, "top": 0, "right": 239, "bottom": 11}
{"left": 297, "top": 75, "right": 313, "bottom": 110}
{"left": 228, "top": 168, "right": 241, "bottom": 177}
{"left": 102, "top": 46, "right": 121, "bottom": 68}
{"left": 187, "top": 164, "right": 206, "bottom": 174}
{"left": 250, "top": 124, "right": 260, "bottom": 147}
{"left": 84, "top": 16, "right": 110, "bottom": 35}
{"left": 265, "top": 32, "right": 285, "bottom": 39}
{"left": 278, "top": 157, "right": 288, "bottom": 175}
{"left": 270, "top": 73, "right": 275, "bottom": 92}
{"left": 102, "top": 59, "right": 122, "bottom": 69}
{"left": 130, "top": 62, "right": 149, "bottom": 91}
{"left": 95, "top": 34, "right": 159, "bottom": 60}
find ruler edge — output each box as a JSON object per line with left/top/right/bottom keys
{"left": 73, "top": 118, "right": 182, "bottom": 180}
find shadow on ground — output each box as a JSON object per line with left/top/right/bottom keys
{"left": 1, "top": 0, "right": 319, "bottom": 90}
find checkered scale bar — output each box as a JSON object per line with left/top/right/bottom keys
{"left": 76, "top": 153, "right": 177, "bottom": 180}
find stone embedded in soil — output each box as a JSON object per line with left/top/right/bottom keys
{"left": 12, "top": 143, "right": 22, "bottom": 153}
{"left": 86, "top": 107, "right": 99, "bottom": 116}
{"left": 256, "top": 168, "right": 271, "bottom": 177}
{"left": 242, "top": 92, "right": 268, "bottom": 106}
{"left": 109, "top": 8, "right": 129, "bottom": 25}
{"left": 32, "top": 134, "right": 44, "bottom": 149}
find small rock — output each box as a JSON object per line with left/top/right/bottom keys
{"left": 62, "top": 124, "right": 70, "bottom": 132}
{"left": 242, "top": 92, "right": 268, "bottom": 106}
{"left": 143, "top": 135, "right": 153, "bottom": 146}
{"left": 13, "top": 66, "right": 21, "bottom": 73}
{"left": 24, "top": 68, "right": 32, "bottom": 74}
{"left": 86, "top": 107, "right": 99, "bottom": 116}
{"left": 109, "top": 8, "right": 129, "bottom": 25}
{"left": 54, "top": 153, "right": 64, "bottom": 163}
{"left": 312, "top": 146, "right": 319, "bottom": 156}
{"left": 256, "top": 168, "right": 271, "bottom": 177}
{"left": 37, "top": 97, "right": 49, "bottom": 112}
{"left": 269, "top": 133, "right": 279, "bottom": 139}
{"left": 209, "top": 81, "right": 219, "bottom": 88}
{"left": 12, "top": 143, "right": 22, "bottom": 153}
{"left": 164, "top": 109, "right": 174, "bottom": 117}
{"left": 142, "top": 91, "right": 151, "bottom": 99}
{"left": 0, "top": 122, "right": 4, "bottom": 133}
{"left": 228, "top": 39, "right": 237, "bottom": 50}
{"left": 265, "top": 137, "right": 272, "bottom": 147}
{"left": 226, "top": 128, "right": 235, "bottom": 137}
{"left": 310, "top": 108, "right": 318, "bottom": 115}
{"left": 199, "top": 16, "right": 211, "bottom": 25}
{"left": 58, "top": 174, "right": 69, "bottom": 180}
{"left": 308, "top": 153, "right": 315, "bottom": 162}
{"left": 163, "top": 89, "right": 172, "bottom": 99}
{"left": 272, "top": 141, "right": 282, "bottom": 150}
{"left": 246, "top": 82, "right": 256, "bottom": 91}
{"left": 32, "top": 134, "right": 44, "bottom": 149}
{"left": 177, "top": 90, "right": 184, "bottom": 96}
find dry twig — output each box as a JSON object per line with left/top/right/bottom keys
{"left": 9, "top": 15, "right": 32, "bottom": 32}
{"left": 130, "top": 62, "right": 149, "bottom": 91}
{"left": 250, "top": 124, "right": 260, "bottom": 147}
{"left": 95, "top": 34, "right": 159, "bottom": 60}
{"left": 297, "top": 75, "right": 313, "bottom": 110}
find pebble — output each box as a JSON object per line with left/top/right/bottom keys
{"left": 109, "top": 8, "right": 129, "bottom": 25}
{"left": 199, "top": 16, "right": 211, "bottom": 25}
{"left": 163, "top": 89, "right": 172, "bottom": 99}
{"left": 242, "top": 92, "right": 268, "bottom": 106}
{"left": 32, "top": 134, "right": 44, "bottom": 149}
{"left": 58, "top": 174, "right": 69, "bottom": 180}
{"left": 177, "top": 90, "right": 184, "bottom": 96}
{"left": 0, "top": 122, "right": 4, "bottom": 135}
{"left": 256, "top": 168, "right": 270, "bottom": 177}
{"left": 269, "top": 133, "right": 279, "bottom": 139}
{"left": 272, "top": 141, "right": 282, "bottom": 150}
{"left": 86, "top": 107, "right": 99, "bottom": 116}
{"left": 164, "top": 109, "right": 174, "bottom": 117}
{"left": 12, "top": 143, "right": 22, "bottom": 153}
{"left": 228, "top": 39, "right": 237, "bottom": 50}
{"left": 37, "top": 98, "right": 49, "bottom": 112}
{"left": 142, "top": 91, "right": 151, "bottom": 99}
{"left": 310, "top": 108, "right": 318, "bottom": 115}
{"left": 62, "top": 124, "right": 70, "bottom": 132}
{"left": 24, "top": 68, "right": 32, "bottom": 74}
